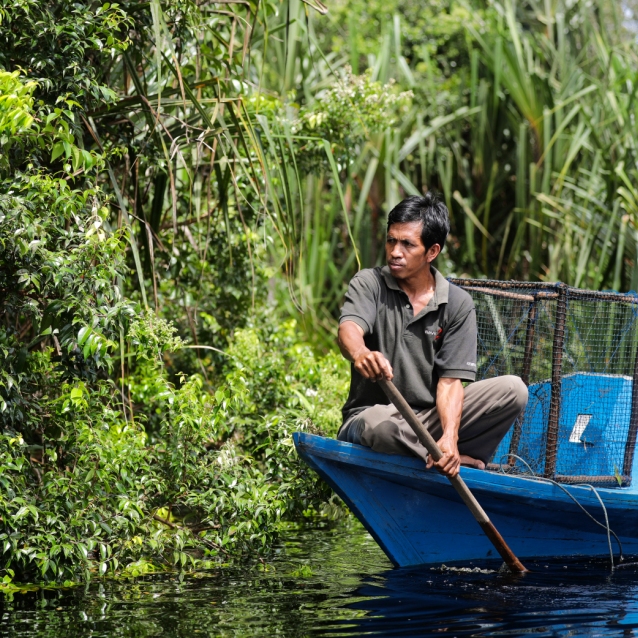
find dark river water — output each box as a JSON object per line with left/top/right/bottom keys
{"left": 3, "top": 519, "right": 638, "bottom": 637}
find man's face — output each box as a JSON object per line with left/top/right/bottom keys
{"left": 385, "top": 221, "right": 440, "bottom": 280}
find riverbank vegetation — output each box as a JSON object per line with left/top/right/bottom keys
{"left": 1, "top": 0, "right": 637, "bottom": 586}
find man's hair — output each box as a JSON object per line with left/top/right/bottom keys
{"left": 386, "top": 193, "right": 450, "bottom": 249}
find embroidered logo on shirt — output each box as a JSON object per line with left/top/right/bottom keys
{"left": 425, "top": 328, "right": 444, "bottom": 340}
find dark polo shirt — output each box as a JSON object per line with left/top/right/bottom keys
{"left": 339, "top": 266, "right": 477, "bottom": 423}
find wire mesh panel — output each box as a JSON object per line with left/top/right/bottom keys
{"left": 450, "top": 279, "right": 638, "bottom": 487}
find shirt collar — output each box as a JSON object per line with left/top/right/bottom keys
{"left": 432, "top": 266, "right": 449, "bottom": 305}
{"left": 380, "top": 265, "right": 402, "bottom": 291}
{"left": 380, "top": 265, "right": 449, "bottom": 306}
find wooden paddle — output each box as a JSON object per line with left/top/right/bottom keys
{"left": 378, "top": 377, "right": 528, "bottom": 573}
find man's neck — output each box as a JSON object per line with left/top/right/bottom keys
{"left": 396, "top": 264, "right": 436, "bottom": 298}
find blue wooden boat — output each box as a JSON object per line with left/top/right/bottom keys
{"left": 294, "top": 280, "right": 638, "bottom": 567}
{"left": 294, "top": 431, "right": 638, "bottom": 566}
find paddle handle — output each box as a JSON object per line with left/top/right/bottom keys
{"left": 378, "top": 377, "right": 527, "bottom": 573}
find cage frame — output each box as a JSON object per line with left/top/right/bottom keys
{"left": 449, "top": 278, "right": 638, "bottom": 486}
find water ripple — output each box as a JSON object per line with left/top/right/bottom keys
{"left": 3, "top": 521, "right": 638, "bottom": 637}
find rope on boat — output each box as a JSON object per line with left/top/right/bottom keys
{"left": 499, "top": 455, "right": 622, "bottom": 570}
{"left": 586, "top": 485, "right": 615, "bottom": 570}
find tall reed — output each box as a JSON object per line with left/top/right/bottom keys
{"left": 255, "top": 0, "right": 638, "bottom": 344}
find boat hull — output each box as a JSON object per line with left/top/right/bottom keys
{"left": 294, "top": 432, "right": 638, "bottom": 567}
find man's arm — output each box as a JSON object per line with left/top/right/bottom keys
{"left": 338, "top": 321, "right": 393, "bottom": 381}
{"left": 426, "top": 378, "right": 464, "bottom": 477}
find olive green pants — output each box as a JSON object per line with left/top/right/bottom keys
{"left": 337, "top": 375, "right": 528, "bottom": 464}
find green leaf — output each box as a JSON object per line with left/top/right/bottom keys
{"left": 50, "top": 141, "right": 65, "bottom": 162}
{"left": 78, "top": 325, "right": 92, "bottom": 345}
{"left": 71, "top": 145, "right": 81, "bottom": 171}
{"left": 13, "top": 506, "right": 28, "bottom": 520}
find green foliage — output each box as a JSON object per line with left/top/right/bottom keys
{"left": 291, "top": 68, "right": 412, "bottom": 172}
{"left": 0, "top": 1, "right": 352, "bottom": 588}
{"left": 0, "top": 171, "right": 125, "bottom": 429}
{"left": 0, "top": 0, "right": 131, "bottom": 108}
{"left": 128, "top": 311, "right": 183, "bottom": 363}
{"left": 0, "top": 381, "right": 152, "bottom": 583}
{"left": 252, "top": 0, "right": 638, "bottom": 348}
{"left": 0, "top": 70, "right": 36, "bottom": 159}
{"left": 223, "top": 322, "right": 349, "bottom": 440}
{"left": 4, "top": 0, "right": 638, "bottom": 591}
{"left": 318, "top": 0, "right": 472, "bottom": 107}
{"left": 0, "top": 312, "right": 348, "bottom": 584}
{"left": 458, "top": 0, "right": 638, "bottom": 287}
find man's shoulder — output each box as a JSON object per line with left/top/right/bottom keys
{"left": 447, "top": 281, "right": 475, "bottom": 314}
{"left": 349, "top": 267, "right": 384, "bottom": 289}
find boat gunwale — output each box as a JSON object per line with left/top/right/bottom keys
{"left": 294, "top": 432, "right": 638, "bottom": 508}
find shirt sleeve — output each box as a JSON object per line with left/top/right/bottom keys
{"left": 339, "top": 270, "right": 379, "bottom": 336}
{"left": 434, "top": 306, "right": 477, "bottom": 381}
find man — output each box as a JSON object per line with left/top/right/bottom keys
{"left": 337, "top": 193, "right": 527, "bottom": 478}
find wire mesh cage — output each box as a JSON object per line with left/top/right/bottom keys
{"left": 449, "top": 279, "right": 638, "bottom": 487}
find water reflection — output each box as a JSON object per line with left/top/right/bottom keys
{"left": 336, "top": 560, "right": 638, "bottom": 637}
{"left": 3, "top": 521, "right": 638, "bottom": 636}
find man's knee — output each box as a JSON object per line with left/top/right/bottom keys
{"left": 459, "top": 376, "right": 528, "bottom": 462}
{"left": 339, "top": 404, "right": 401, "bottom": 449}
{"left": 506, "top": 375, "right": 528, "bottom": 411}
{"left": 337, "top": 417, "right": 364, "bottom": 444}
{"left": 487, "top": 375, "right": 528, "bottom": 413}
{"left": 362, "top": 417, "right": 427, "bottom": 460}
{"left": 361, "top": 418, "right": 403, "bottom": 450}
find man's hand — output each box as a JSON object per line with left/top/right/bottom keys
{"left": 338, "top": 321, "right": 393, "bottom": 381}
{"left": 353, "top": 349, "right": 393, "bottom": 381}
{"left": 426, "top": 434, "right": 461, "bottom": 478}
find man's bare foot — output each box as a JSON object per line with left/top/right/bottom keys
{"left": 460, "top": 455, "right": 485, "bottom": 470}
